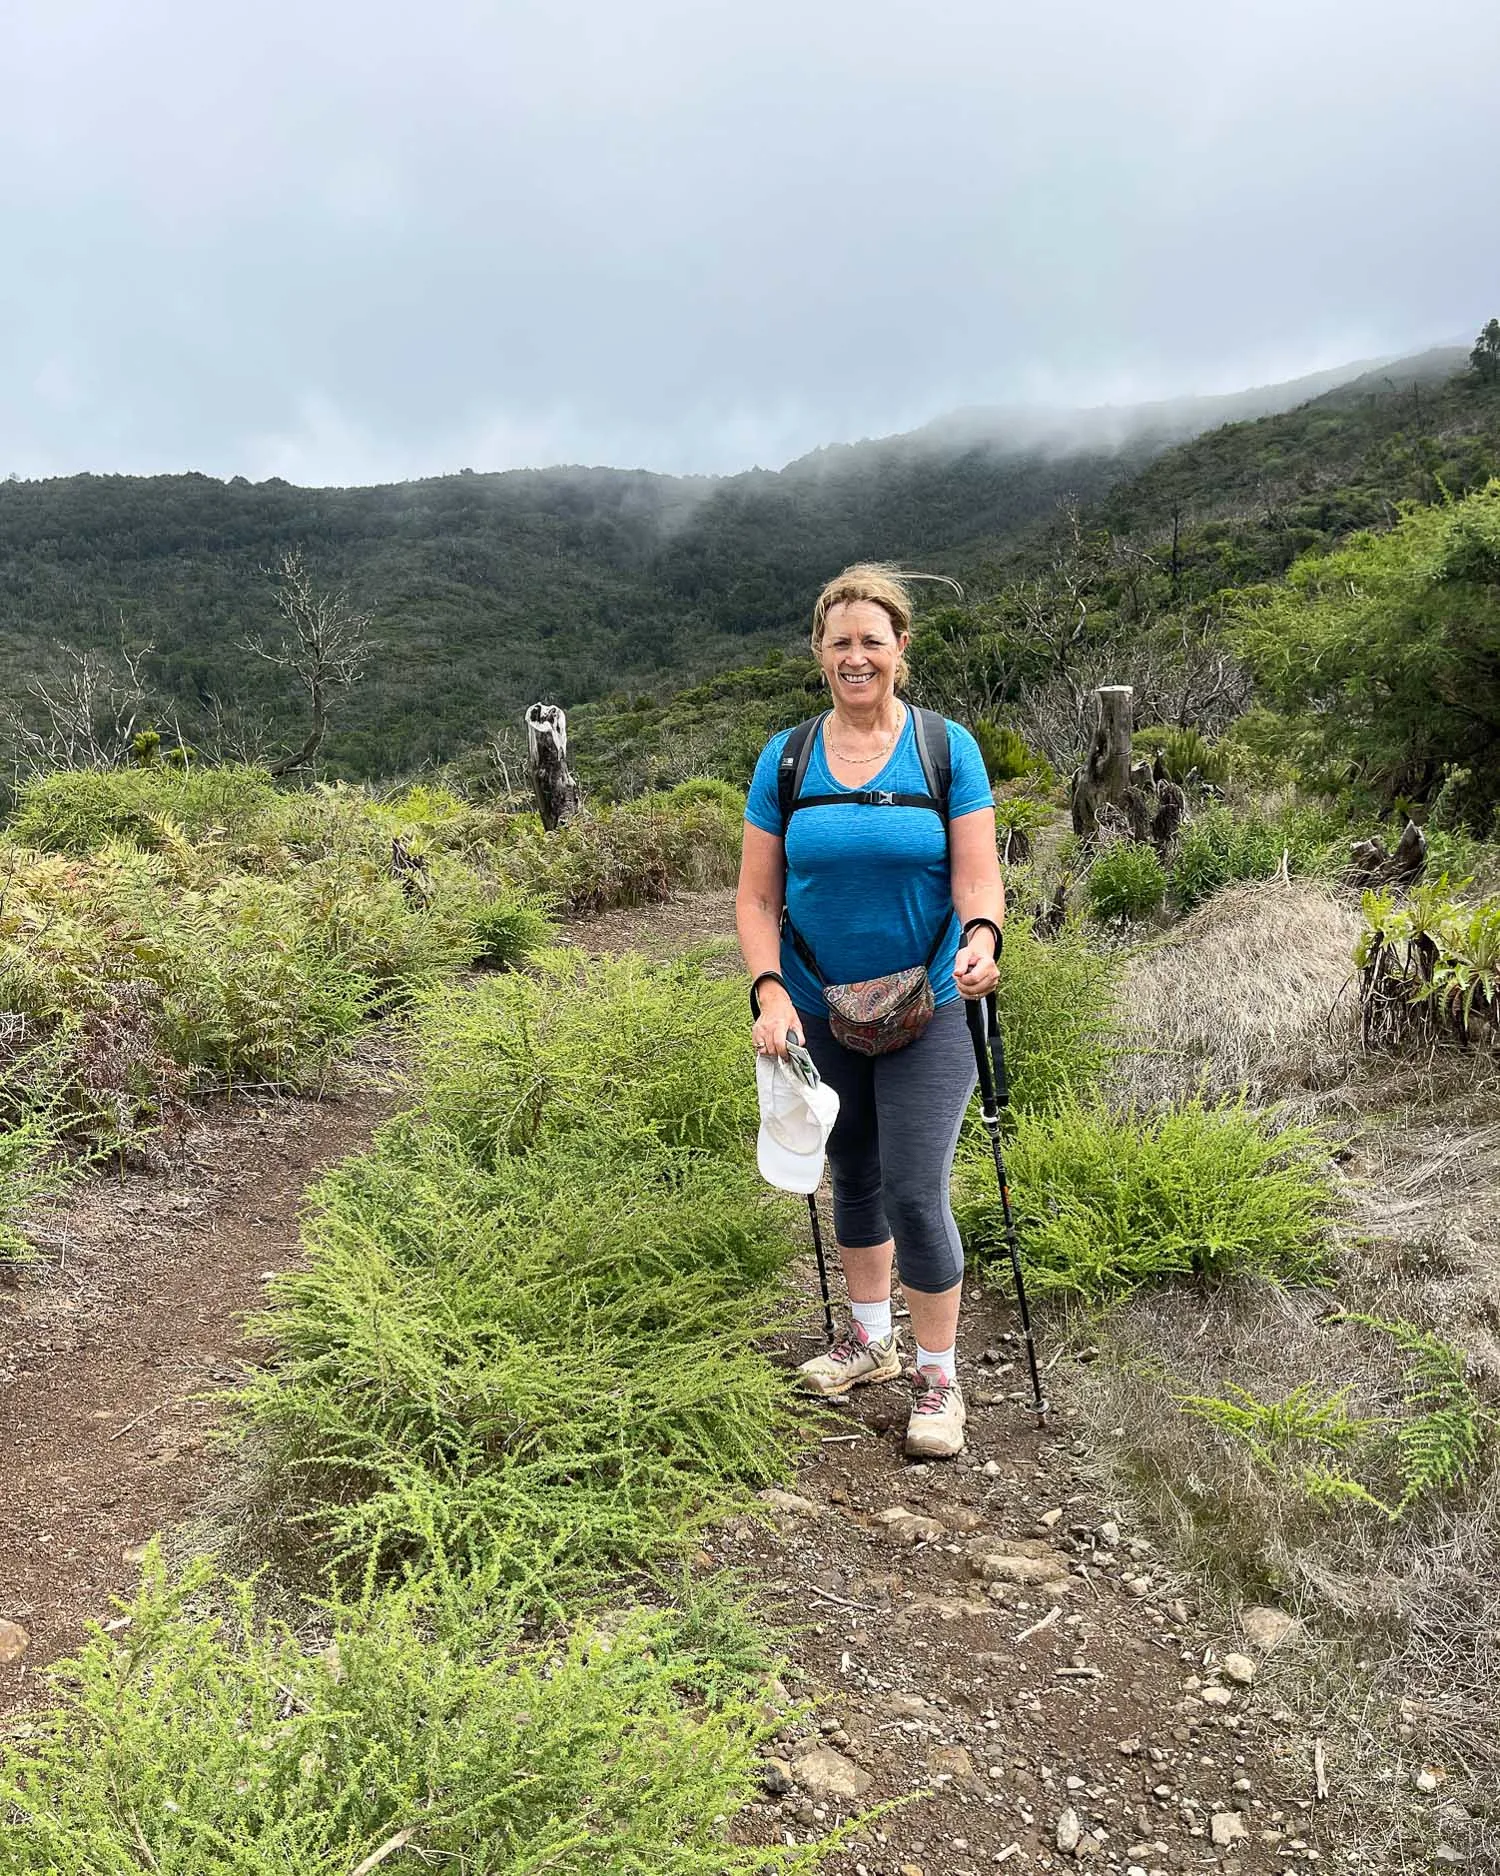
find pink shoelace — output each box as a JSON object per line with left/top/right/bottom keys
{"left": 912, "top": 1369, "right": 956, "bottom": 1415}
{"left": 824, "top": 1328, "right": 869, "bottom": 1367}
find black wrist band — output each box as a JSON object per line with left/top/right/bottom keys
{"left": 960, "top": 916, "right": 1003, "bottom": 957}
{"left": 750, "top": 970, "right": 789, "bottom": 1019}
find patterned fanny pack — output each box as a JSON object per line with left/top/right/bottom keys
{"left": 782, "top": 910, "right": 952, "bottom": 1057}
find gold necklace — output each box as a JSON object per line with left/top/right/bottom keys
{"left": 827, "top": 704, "right": 904, "bottom": 764}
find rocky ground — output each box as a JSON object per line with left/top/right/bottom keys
{"left": 723, "top": 1278, "right": 1327, "bottom": 1876}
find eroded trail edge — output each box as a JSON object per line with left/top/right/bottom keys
{"left": 0, "top": 1035, "right": 402, "bottom": 1712}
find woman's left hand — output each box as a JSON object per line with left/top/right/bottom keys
{"left": 953, "top": 940, "right": 999, "bottom": 1000}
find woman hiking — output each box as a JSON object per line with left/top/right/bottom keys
{"left": 736, "top": 564, "right": 1003, "bottom": 1459}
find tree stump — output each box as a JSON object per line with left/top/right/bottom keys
{"left": 525, "top": 703, "right": 582, "bottom": 831}
{"left": 1071, "top": 686, "right": 1135, "bottom": 837}
{"left": 1348, "top": 819, "right": 1427, "bottom": 888}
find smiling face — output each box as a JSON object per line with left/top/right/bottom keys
{"left": 817, "top": 598, "right": 909, "bottom": 713}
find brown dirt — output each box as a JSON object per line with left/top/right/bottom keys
{"left": 0, "top": 891, "right": 1336, "bottom": 1871}
{"left": 0, "top": 1029, "right": 404, "bottom": 1713}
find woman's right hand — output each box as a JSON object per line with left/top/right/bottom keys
{"left": 752, "top": 982, "right": 802, "bottom": 1059}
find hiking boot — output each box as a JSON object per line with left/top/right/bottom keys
{"left": 797, "top": 1323, "right": 902, "bottom": 1397}
{"left": 904, "top": 1366, "right": 967, "bottom": 1459}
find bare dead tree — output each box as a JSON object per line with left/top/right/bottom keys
{"left": 525, "top": 702, "right": 581, "bottom": 830}
{"left": 242, "top": 550, "right": 373, "bottom": 777}
{"left": 0, "top": 641, "right": 166, "bottom": 778}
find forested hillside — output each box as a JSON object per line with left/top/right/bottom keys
{"left": 567, "top": 348, "right": 1500, "bottom": 802}
{"left": 0, "top": 357, "right": 1429, "bottom": 778}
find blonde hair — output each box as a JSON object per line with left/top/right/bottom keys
{"left": 811, "top": 563, "right": 962, "bottom": 692}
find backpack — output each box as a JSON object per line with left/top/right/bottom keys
{"left": 775, "top": 706, "right": 952, "bottom": 828}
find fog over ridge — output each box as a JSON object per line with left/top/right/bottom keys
{"left": 2, "top": 0, "right": 1495, "bottom": 484}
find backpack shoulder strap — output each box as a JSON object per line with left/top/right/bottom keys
{"left": 910, "top": 707, "right": 953, "bottom": 823}
{"left": 776, "top": 714, "right": 827, "bottom": 827}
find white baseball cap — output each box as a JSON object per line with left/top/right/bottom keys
{"left": 756, "top": 1042, "right": 839, "bottom": 1194}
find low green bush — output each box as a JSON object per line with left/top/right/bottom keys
{"left": 1132, "top": 725, "right": 1232, "bottom": 789}
{"left": 485, "top": 794, "right": 742, "bottom": 917}
{"left": 408, "top": 950, "right": 756, "bottom": 1164}
{"left": 8, "top": 764, "right": 286, "bottom": 854}
{"left": 1178, "top": 1314, "right": 1493, "bottom": 1521}
{"left": 1169, "top": 802, "right": 1343, "bottom": 911}
{"left": 974, "top": 720, "right": 1038, "bottom": 783}
{"left": 238, "top": 952, "right": 803, "bottom": 1601}
{"left": 957, "top": 1099, "right": 1334, "bottom": 1297}
{"left": 1085, "top": 842, "right": 1167, "bottom": 920}
{"left": 993, "top": 917, "right": 1119, "bottom": 1114}
{"left": 0, "top": 1551, "right": 823, "bottom": 1875}
{"left": 0, "top": 1048, "right": 69, "bottom": 1261}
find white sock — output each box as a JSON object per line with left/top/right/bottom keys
{"left": 851, "top": 1298, "right": 893, "bottom": 1343}
{"left": 915, "top": 1342, "right": 956, "bottom": 1382}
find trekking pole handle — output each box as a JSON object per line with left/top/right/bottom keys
{"left": 964, "top": 990, "right": 1009, "bottom": 1113}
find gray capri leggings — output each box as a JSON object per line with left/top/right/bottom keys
{"left": 798, "top": 998, "right": 977, "bottom": 1294}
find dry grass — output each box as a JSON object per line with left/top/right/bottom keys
{"left": 1070, "top": 879, "right": 1500, "bottom": 1869}
{"left": 1110, "top": 880, "right": 1362, "bottom": 1115}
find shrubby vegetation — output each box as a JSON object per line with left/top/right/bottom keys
{"left": 958, "top": 1099, "right": 1334, "bottom": 1298}
{"left": 1236, "top": 481, "right": 1500, "bottom": 815}
{"left": 0, "top": 1551, "right": 820, "bottom": 1875}
{"left": 239, "top": 952, "right": 805, "bottom": 1601}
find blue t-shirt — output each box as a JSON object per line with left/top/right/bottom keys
{"left": 745, "top": 711, "right": 994, "bottom": 1016}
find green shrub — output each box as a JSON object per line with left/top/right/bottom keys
{"left": 9, "top": 764, "right": 287, "bottom": 853}
{"left": 1177, "top": 1315, "right": 1492, "bottom": 1521}
{"left": 974, "top": 720, "right": 1036, "bottom": 783}
{"left": 1085, "top": 842, "right": 1167, "bottom": 920}
{"left": 957, "top": 1099, "right": 1334, "bottom": 1297}
{"left": 1356, "top": 880, "right": 1500, "bottom": 1050}
{"left": 1132, "top": 724, "right": 1232, "bottom": 789}
{"left": 993, "top": 917, "right": 1119, "bottom": 1114}
{"left": 0, "top": 1552, "right": 823, "bottom": 1875}
{"left": 470, "top": 891, "right": 555, "bottom": 967}
{"left": 0, "top": 1046, "right": 70, "bottom": 1261}
{"left": 1169, "top": 802, "right": 1342, "bottom": 910}
{"left": 486, "top": 795, "right": 742, "bottom": 917}
{"left": 408, "top": 950, "right": 756, "bottom": 1164}
{"left": 238, "top": 952, "right": 804, "bottom": 1599}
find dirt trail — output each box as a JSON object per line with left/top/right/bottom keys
{"left": 0, "top": 1034, "right": 403, "bottom": 1713}
{"left": 1, "top": 894, "right": 1328, "bottom": 1872}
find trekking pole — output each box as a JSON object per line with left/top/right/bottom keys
{"left": 964, "top": 986, "right": 1049, "bottom": 1427}
{"left": 806, "top": 1194, "right": 836, "bottom": 1344}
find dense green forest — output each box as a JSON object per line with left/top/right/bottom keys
{"left": 0, "top": 353, "right": 1461, "bottom": 779}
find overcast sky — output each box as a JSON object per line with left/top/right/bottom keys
{"left": 2, "top": 0, "right": 1496, "bottom": 485}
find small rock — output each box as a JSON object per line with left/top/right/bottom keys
{"left": 0, "top": 1619, "right": 29, "bottom": 1665}
{"left": 1117, "top": 1737, "right": 1143, "bottom": 1757}
{"left": 1415, "top": 1767, "right": 1444, "bottom": 1794}
{"left": 1200, "top": 1685, "right": 1233, "bottom": 1708}
{"left": 792, "top": 1743, "right": 873, "bottom": 1802}
{"left": 1039, "top": 1507, "right": 1064, "bottom": 1529}
{"left": 1241, "top": 1605, "right": 1301, "bottom": 1650}
{"left": 1056, "top": 1807, "right": 1084, "bottom": 1854}
{"left": 928, "top": 1744, "right": 974, "bottom": 1779}
{"left": 1210, "top": 1812, "right": 1248, "bottom": 1847}
{"left": 761, "top": 1757, "right": 794, "bottom": 1796}
{"left": 1222, "top": 1652, "right": 1257, "bottom": 1685}
{"left": 876, "top": 1507, "right": 947, "bottom": 1545}
{"left": 982, "top": 1459, "right": 1004, "bottom": 1477}
{"left": 757, "top": 1488, "right": 825, "bottom": 1520}
{"left": 1433, "top": 1845, "right": 1465, "bottom": 1867}
{"left": 1099, "top": 1520, "right": 1121, "bottom": 1547}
